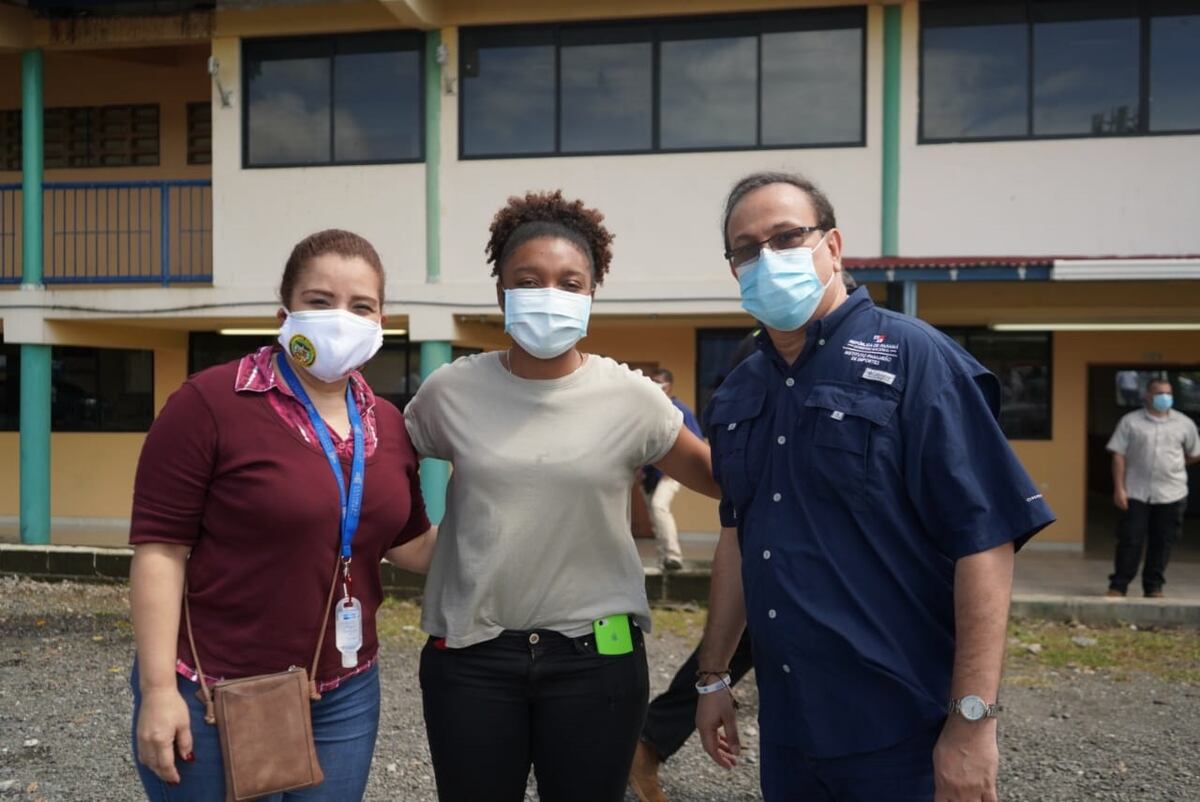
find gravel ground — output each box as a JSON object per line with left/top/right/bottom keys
{"left": 1, "top": 577, "right": 1198, "bottom": 801}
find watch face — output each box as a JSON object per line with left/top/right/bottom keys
{"left": 960, "top": 695, "right": 988, "bottom": 721}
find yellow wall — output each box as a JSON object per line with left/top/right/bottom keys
{"left": 0, "top": 44, "right": 210, "bottom": 182}
{"left": 215, "top": 2, "right": 402, "bottom": 37}
{"left": 0, "top": 432, "right": 142, "bottom": 520}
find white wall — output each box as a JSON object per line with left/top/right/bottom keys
{"left": 896, "top": 0, "right": 1200, "bottom": 258}
{"left": 208, "top": 37, "right": 428, "bottom": 297}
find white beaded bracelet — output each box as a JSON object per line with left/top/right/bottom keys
{"left": 695, "top": 673, "right": 733, "bottom": 695}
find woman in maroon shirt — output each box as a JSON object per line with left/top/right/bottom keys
{"left": 129, "top": 229, "right": 434, "bottom": 801}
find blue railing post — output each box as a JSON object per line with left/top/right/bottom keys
{"left": 159, "top": 182, "right": 170, "bottom": 285}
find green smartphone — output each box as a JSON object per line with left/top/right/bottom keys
{"left": 593, "top": 614, "right": 634, "bottom": 656}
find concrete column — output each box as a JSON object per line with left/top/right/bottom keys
{"left": 418, "top": 340, "right": 452, "bottom": 524}
{"left": 19, "top": 49, "right": 50, "bottom": 545}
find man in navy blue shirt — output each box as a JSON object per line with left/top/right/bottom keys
{"left": 642, "top": 368, "right": 704, "bottom": 571}
{"left": 694, "top": 172, "right": 1054, "bottom": 801}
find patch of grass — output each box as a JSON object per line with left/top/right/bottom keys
{"left": 650, "top": 606, "right": 707, "bottom": 640}
{"left": 1004, "top": 674, "right": 1054, "bottom": 689}
{"left": 375, "top": 598, "right": 426, "bottom": 648}
{"left": 374, "top": 602, "right": 712, "bottom": 646}
{"left": 1005, "top": 619, "right": 1200, "bottom": 686}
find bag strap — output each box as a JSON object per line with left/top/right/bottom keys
{"left": 184, "top": 556, "right": 344, "bottom": 724}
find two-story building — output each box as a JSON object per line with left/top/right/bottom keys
{"left": 2, "top": 0, "right": 1198, "bottom": 557}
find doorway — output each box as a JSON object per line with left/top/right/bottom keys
{"left": 1085, "top": 366, "right": 1200, "bottom": 559}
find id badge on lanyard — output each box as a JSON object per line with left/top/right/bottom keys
{"left": 277, "top": 355, "right": 366, "bottom": 668}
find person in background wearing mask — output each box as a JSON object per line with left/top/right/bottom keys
{"left": 405, "top": 190, "right": 720, "bottom": 802}
{"left": 642, "top": 368, "right": 704, "bottom": 572}
{"left": 695, "top": 172, "right": 1055, "bottom": 801}
{"left": 1106, "top": 377, "right": 1200, "bottom": 598}
{"left": 129, "top": 229, "right": 436, "bottom": 800}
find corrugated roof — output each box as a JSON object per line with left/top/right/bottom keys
{"left": 844, "top": 256, "right": 1053, "bottom": 271}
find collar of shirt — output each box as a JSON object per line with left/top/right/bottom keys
{"left": 234, "top": 345, "right": 378, "bottom": 456}
{"left": 1140, "top": 408, "right": 1172, "bottom": 424}
{"left": 754, "top": 287, "right": 874, "bottom": 373}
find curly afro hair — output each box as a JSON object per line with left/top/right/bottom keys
{"left": 486, "top": 190, "right": 614, "bottom": 286}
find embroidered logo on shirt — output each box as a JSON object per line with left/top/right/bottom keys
{"left": 1025, "top": 494, "right": 1044, "bottom": 503}
{"left": 830, "top": 410, "right": 846, "bottom": 421}
{"left": 288, "top": 334, "right": 317, "bottom": 367}
{"left": 862, "top": 368, "right": 896, "bottom": 385}
{"left": 843, "top": 338, "right": 899, "bottom": 366}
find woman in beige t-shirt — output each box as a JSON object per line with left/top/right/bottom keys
{"left": 405, "top": 190, "right": 719, "bottom": 802}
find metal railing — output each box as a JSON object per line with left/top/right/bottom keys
{"left": 0, "top": 179, "right": 212, "bottom": 285}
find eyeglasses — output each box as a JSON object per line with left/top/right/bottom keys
{"left": 725, "top": 225, "right": 824, "bottom": 267}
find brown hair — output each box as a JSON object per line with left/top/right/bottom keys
{"left": 280, "top": 229, "right": 386, "bottom": 308}
{"left": 485, "top": 190, "right": 614, "bottom": 286}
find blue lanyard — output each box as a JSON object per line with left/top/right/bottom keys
{"left": 276, "top": 355, "right": 365, "bottom": 562}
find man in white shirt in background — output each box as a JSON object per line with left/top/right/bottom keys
{"left": 1107, "top": 377, "right": 1200, "bottom": 598}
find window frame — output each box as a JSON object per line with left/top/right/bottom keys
{"left": 0, "top": 104, "right": 161, "bottom": 169}
{"left": 940, "top": 327, "right": 1054, "bottom": 441}
{"left": 241, "top": 30, "right": 426, "bottom": 170}
{"left": 918, "top": 0, "right": 1200, "bottom": 144}
{"left": 458, "top": 7, "right": 867, "bottom": 161}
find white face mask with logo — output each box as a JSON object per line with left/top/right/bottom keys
{"left": 278, "top": 309, "right": 384, "bottom": 383}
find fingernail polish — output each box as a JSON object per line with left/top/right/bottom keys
{"left": 184, "top": 752, "right": 195, "bottom": 762}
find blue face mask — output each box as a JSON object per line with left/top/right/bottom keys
{"left": 1152, "top": 393, "right": 1173, "bottom": 412}
{"left": 503, "top": 288, "right": 592, "bottom": 360}
{"left": 736, "top": 234, "right": 834, "bottom": 332}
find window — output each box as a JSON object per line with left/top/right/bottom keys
{"left": 561, "top": 28, "right": 653, "bottom": 153}
{"left": 187, "top": 101, "right": 212, "bottom": 165}
{"left": 0, "top": 344, "right": 155, "bottom": 432}
{"left": 243, "top": 32, "right": 423, "bottom": 168}
{"left": 1033, "top": 6, "right": 1139, "bottom": 136}
{"left": 695, "top": 328, "right": 756, "bottom": 419}
{"left": 920, "top": 1, "right": 1200, "bottom": 142}
{"left": 943, "top": 329, "right": 1052, "bottom": 440}
{"left": 1150, "top": 9, "right": 1200, "bottom": 132}
{"left": 0, "top": 345, "right": 17, "bottom": 430}
{"left": 460, "top": 8, "right": 865, "bottom": 158}
{"left": 0, "top": 105, "right": 160, "bottom": 168}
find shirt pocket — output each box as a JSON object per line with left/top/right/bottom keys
{"left": 803, "top": 382, "right": 898, "bottom": 506}
{"left": 707, "top": 393, "right": 765, "bottom": 514}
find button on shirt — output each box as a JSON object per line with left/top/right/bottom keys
{"left": 1107, "top": 408, "right": 1200, "bottom": 504}
{"left": 706, "top": 288, "right": 1055, "bottom": 758}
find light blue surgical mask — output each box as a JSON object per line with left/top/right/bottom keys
{"left": 735, "top": 233, "right": 834, "bottom": 332}
{"left": 1152, "top": 393, "right": 1174, "bottom": 412}
{"left": 503, "top": 288, "right": 592, "bottom": 360}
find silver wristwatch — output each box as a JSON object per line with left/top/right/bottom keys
{"left": 947, "top": 695, "right": 1001, "bottom": 722}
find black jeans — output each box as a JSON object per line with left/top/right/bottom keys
{"left": 419, "top": 627, "right": 649, "bottom": 802}
{"left": 1110, "top": 498, "right": 1187, "bottom": 594}
{"left": 641, "top": 630, "right": 755, "bottom": 762}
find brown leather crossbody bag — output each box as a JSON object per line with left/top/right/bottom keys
{"left": 183, "top": 560, "right": 341, "bottom": 802}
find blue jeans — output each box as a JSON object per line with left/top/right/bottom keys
{"left": 760, "top": 721, "right": 942, "bottom": 802}
{"left": 130, "top": 661, "right": 380, "bottom": 802}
